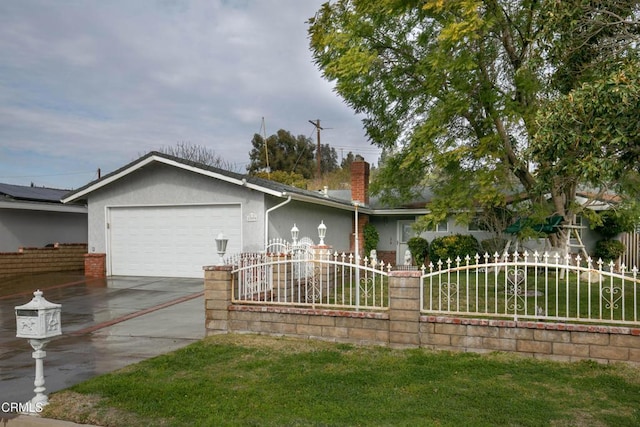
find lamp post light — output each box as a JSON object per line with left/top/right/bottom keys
{"left": 15, "top": 290, "right": 62, "bottom": 413}
{"left": 215, "top": 233, "right": 229, "bottom": 265}
{"left": 317, "top": 220, "right": 327, "bottom": 246}
{"left": 290, "top": 223, "right": 299, "bottom": 246}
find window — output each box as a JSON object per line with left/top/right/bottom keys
{"left": 428, "top": 219, "right": 448, "bottom": 232}
{"left": 401, "top": 223, "right": 414, "bottom": 243}
{"left": 468, "top": 216, "right": 489, "bottom": 232}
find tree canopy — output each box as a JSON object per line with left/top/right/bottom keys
{"left": 319, "top": 143, "right": 340, "bottom": 174}
{"left": 309, "top": 0, "right": 640, "bottom": 245}
{"left": 153, "top": 142, "right": 236, "bottom": 171}
{"left": 252, "top": 170, "right": 308, "bottom": 188}
{"left": 340, "top": 151, "right": 358, "bottom": 169}
{"left": 248, "top": 129, "right": 339, "bottom": 179}
{"left": 248, "top": 129, "right": 317, "bottom": 178}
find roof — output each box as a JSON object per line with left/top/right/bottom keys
{"left": 0, "top": 182, "right": 87, "bottom": 214}
{"left": 0, "top": 183, "right": 70, "bottom": 203}
{"left": 61, "top": 151, "right": 360, "bottom": 211}
{"left": 58, "top": 151, "right": 619, "bottom": 218}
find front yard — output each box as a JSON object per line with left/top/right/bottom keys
{"left": 43, "top": 334, "right": 640, "bottom": 426}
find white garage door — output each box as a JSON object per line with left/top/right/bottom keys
{"left": 108, "top": 204, "right": 241, "bottom": 278}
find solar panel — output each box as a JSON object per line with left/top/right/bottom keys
{"left": 0, "top": 183, "right": 69, "bottom": 203}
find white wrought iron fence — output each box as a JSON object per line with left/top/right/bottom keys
{"left": 421, "top": 251, "right": 640, "bottom": 326}
{"left": 621, "top": 231, "right": 640, "bottom": 269}
{"left": 230, "top": 249, "right": 391, "bottom": 310}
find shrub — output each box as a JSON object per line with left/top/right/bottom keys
{"left": 407, "top": 237, "right": 429, "bottom": 266}
{"left": 429, "top": 234, "right": 480, "bottom": 263}
{"left": 593, "top": 239, "right": 625, "bottom": 263}
{"left": 592, "top": 210, "right": 635, "bottom": 239}
{"left": 363, "top": 223, "right": 379, "bottom": 256}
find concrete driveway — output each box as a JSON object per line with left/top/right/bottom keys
{"left": 0, "top": 273, "right": 204, "bottom": 414}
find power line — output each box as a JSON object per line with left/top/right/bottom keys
{"left": 331, "top": 145, "right": 381, "bottom": 152}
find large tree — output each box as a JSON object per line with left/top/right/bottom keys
{"left": 153, "top": 142, "right": 236, "bottom": 171}
{"left": 248, "top": 129, "right": 316, "bottom": 179}
{"left": 248, "top": 130, "right": 340, "bottom": 178}
{"left": 309, "top": 0, "right": 640, "bottom": 249}
{"left": 319, "top": 143, "right": 340, "bottom": 174}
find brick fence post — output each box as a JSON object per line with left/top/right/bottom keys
{"left": 203, "top": 265, "right": 233, "bottom": 335}
{"left": 388, "top": 270, "right": 422, "bottom": 348}
{"left": 84, "top": 253, "right": 106, "bottom": 277}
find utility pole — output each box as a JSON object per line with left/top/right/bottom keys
{"left": 309, "top": 119, "right": 322, "bottom": 178}
{"left": 261, "top": 117, "right": 270, "bottom": 178}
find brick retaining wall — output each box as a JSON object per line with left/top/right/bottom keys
{"left": 204, "top": 266, "right": 640, "bottom": 365}
{"left": 421, "top": 316, "right": 640, "bottom": 364}
{"left": 228, "top": 306, "right": 389, "bottom": 345}
{"left": 0, "top": 243, "right": 87, "bottom": 278}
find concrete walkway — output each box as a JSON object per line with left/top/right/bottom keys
{"left": 0, "top": 273, "right": 204, "bottom": 424}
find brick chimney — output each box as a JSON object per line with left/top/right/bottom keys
{"left": 350, "top": 157, "right": 370, "bottom": 255}
{"left": 350, "top": 157, "right": 370, "bottom": 205}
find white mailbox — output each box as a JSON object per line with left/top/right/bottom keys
{"left": 15, "top": 290, "right": 62, "bottom": 339}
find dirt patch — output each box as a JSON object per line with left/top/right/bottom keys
{"left": 203, "top": 332, "right": 350, "bottom": 354}
{"left": 42, "top": 391, "right": 159, "bottom": 427}
{"left": 550, "top": 409, "right": 607, "bottom": 427}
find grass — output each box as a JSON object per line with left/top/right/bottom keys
{"left": 43, "top": 334, "right": 640, "bottom": 427}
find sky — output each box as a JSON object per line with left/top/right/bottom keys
{"left": 0, "top": 0, "right": 381, "bottom": 190}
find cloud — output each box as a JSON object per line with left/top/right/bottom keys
{"left": 0, "top": 0, "right": 380, "bottom": 189}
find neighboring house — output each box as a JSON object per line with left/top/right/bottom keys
{"left": 0, "top": 183, "right": 87, "bottom": 252}
{"left": 62, "top": 151, "right": 609, "bottom": 278}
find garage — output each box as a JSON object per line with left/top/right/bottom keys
{"left": 108, "top": 204, "right": 241, "bottom": 278}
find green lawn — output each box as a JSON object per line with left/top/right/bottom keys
{"left": 43, "top": 334, "right": 640, "bottom": 427}
{"left": 424, "top": 269, "right": 639, "bottom": 323}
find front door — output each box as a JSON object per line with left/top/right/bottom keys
{"left": 397, "top": 220, "right": 415, "bottom": 266}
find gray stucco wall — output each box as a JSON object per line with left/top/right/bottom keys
{"left": 266, "top": 197, "right": 353, "bottom": 253}
{"left": 371, "top": 214, "right": 601, "bottom": 260}
{"left": 0, "top": 209, "right": 87, "bottom": 252}
{"left": 370, "top": 214, "right": 494, "bottom": 265}
{"left": 370, "top": 215, "right": 415, "bottom": 252}
{"left": 85, "top": 163, "right": 266, "bottom": 254}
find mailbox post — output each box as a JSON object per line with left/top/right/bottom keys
{"left": 15, "top": 290, "right": 62, "bottom": 412}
